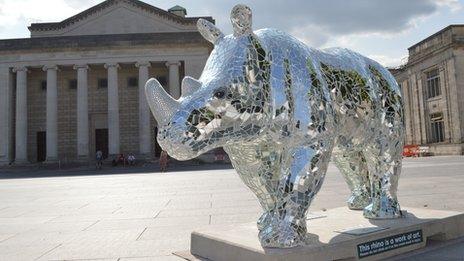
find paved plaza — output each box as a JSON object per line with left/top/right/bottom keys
{"left": 0, "top": 156, "right": 463, "bottom": 260}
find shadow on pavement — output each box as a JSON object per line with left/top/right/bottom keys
{"left": 0, "top": 162, "right": 234, "bottom": 180}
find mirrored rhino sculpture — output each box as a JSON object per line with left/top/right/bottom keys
{"left": 145, "top": 4, "right": 404, "bottom": 248}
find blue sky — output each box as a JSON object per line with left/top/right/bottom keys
{"left": 0, "top": 0, "right": 462, "bottom": 67}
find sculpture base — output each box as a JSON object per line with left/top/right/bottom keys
{"left": 174, "top": 207, "right": 464, "bottom": 261}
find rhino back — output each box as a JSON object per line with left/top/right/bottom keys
{"left": 247, "top": 29, "right": 332, "bottom": 140}
{"left": 253, "top": 29, "right": 402, "bottom": 138}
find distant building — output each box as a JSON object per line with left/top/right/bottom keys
{"left": 0, "top": 0, "right": 214, "bottom": 165}
{"left": 392, "top": 25, "right": 464, "bottom": 155}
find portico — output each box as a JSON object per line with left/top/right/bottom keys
{"left": 1, "top": 58, "right": 199, "bottom": 163}
{"left": 0, "top": 0, "right": 213, "bottom": 164}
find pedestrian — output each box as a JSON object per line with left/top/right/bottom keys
{"left": 112, "top": 156, "right": 118, "bottom": 167}
{"left": 215, "top": 149, "right": 225, "bottom": 163}
{"left": 128, "top": 153, "right": 136, "bottom": 166}
{"left": 112, "top": 154, "right": 125, "bottom": 167}
{"left": 159, "top": 150, "right": 169, "bottom": 172}
{"left": 117, "top": 153, "right": 126, "bottom": 166}
{"left": 96, "top": 150, "right": 103, "bottom": 170}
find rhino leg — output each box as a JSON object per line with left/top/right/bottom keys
{"left": 223, "top": 143, "right": 282, "bottom": 229}
{"left": 259, "top": 143, "right": 333, "bottom": 248}
{"left": 362, "top": 134, "right": 403, "bottom": 219}
{"left": 333, "top": 147, "right": 371, "bottom": 210}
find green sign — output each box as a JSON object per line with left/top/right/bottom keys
{"left": 357, "top": 230, "right": 423, "bottom": 258}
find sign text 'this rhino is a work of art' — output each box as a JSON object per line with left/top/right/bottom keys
{"left": 145, "top": 4, "right": 404, "bottom": 248}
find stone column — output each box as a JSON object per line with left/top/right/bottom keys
{"left": 136, "top": 62, "right": 152, "bottom": 157}
{"left": 401, "top": 80, "right": 413, "bottom": 145}
{"left": 105, "top": 63, "right": 120, "bottom": 156}
{"left": 13, "top": 67, "right": 28, "bottom": 164}
{"left": 43, "top": 65, "right": 59, "bottom": 162}
{"left": 166, "top": 61, "right": 181, "bottom": 99}
{"left": 446, "top": 59, "right": 462, "bottom": 143}
{"left": 0, "top": 67, "right": 12, "bottom": 165}
{"left": 410, "top": 74, "right": 423, "bottom": 145}
{"left": 416, "top": 76, "right": 427, "bottom": 144}
{"left": 74, "top": 65, "right": 89, "bottom": 160}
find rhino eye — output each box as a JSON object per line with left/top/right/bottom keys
{"left": 214, "top": 90, "right": 226, "bottom": 99}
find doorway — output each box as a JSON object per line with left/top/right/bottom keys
{"left": 37, "top": 131, "right": 46, "bottom": 162}
{"left": 95, "top": 129, "right": 109, "bottom": 159}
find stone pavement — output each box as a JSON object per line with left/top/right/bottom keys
{"left": 0, "top": 156, "right": 463, "bottom": 261}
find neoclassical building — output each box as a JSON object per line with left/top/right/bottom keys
{"left": 392, "top": 25, "right": 464, "bottom": 155}
{"left": 0, "top": 0, "right": 213, "bottom": 164}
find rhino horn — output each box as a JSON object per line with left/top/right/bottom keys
{"left": 181, "top": 76, "right": 202, "bottom": 98}
{"left": 145, "top": 78, "right": 180, "bottom": 124}
{"left": 197, "top": 19, "right": 224, "bottom": 44}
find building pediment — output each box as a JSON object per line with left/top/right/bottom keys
{"left": 28, "top": 0, "right": 214, "bottom": 38}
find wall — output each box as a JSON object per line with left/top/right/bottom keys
{"left": 21, "top": 63, "right": 178, "bottom": 162}
{"left": 0, "top": 67, "right": 14, "bottom": 164}
{"left": 57, "top": 68, "right": 78, "bottom": 163}
{"left": 118, "top": 65, "right": 139, "bottom": 155}
{"left": 27, "top": 69, "right": 46, "bottom": 162}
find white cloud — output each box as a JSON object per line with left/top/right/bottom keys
{"left": 367, "top": 54, "right": 408, "bottom": 68}
{"left": 0, "top": 0, "right": 461, "bottom": 67}
{"left": 290, "top": 25, "right": 330, "bottom": 48}
{"left": 0, "top": 0, "right": 74, "bottom": 25}
{"left": 436, "top": 0, "right": 462, "bottom": 11}
{"left": 64, "top": 0, "right": 100, "bottom": 9}
{"left": 1, "top": 0, "right": 460, "bottom": 41}
{"left": 0, "top": 0, "right": 97, "bottom": 38}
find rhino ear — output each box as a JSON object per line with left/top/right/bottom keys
{"left": 197, "top": 19, "right": 224, "bottom": 44}
{"left": 231, "top": 4, "right": 253, "bottom": 37}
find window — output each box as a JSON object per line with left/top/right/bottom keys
{"left": 69, "top": 79, "right": 77, "bottom": 90}
{"left": 98, "top": 78, "right": 108, "bottom": 88}
{"left": 127, "top": 77, "right": 138, "bottom": 88}
{"left": 426, "top": 69, "right": 441, "bottom": 98}
{"left": 157, "top": 76, "right": 167, "bottom": 87}
{"left": 429, "top": 113, "right": 445, "bottom": 143}
{"left": 41, "top": 80, "right": 47, "bottom": 91}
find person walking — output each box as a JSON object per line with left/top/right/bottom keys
{"left": 96, "top": 150, "right": 103, "bottom": 170}
{"left": 159, "top": 150, "right": 169, "bottom": 172}
{"left": 127, "top": 153, "right": 136, "bottom": 166}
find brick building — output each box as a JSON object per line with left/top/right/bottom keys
{"left": 0, "top": 0, "right": 214, "bottom": 164}
{"left": 392, "top": 25, "right": 464, "bottom": 155}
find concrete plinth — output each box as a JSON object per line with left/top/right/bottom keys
{"left": 177, "top": 207, "right": 464, "bottom": 261}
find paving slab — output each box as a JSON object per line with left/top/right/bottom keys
{"left": 387, "top": 236, "right": 464, "bottom": 260}
{"left": 0, "top": 156, "right": 462, "bottom": 260}
{"left": 0, "top": 243, "right": 62, "bottom": 260}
